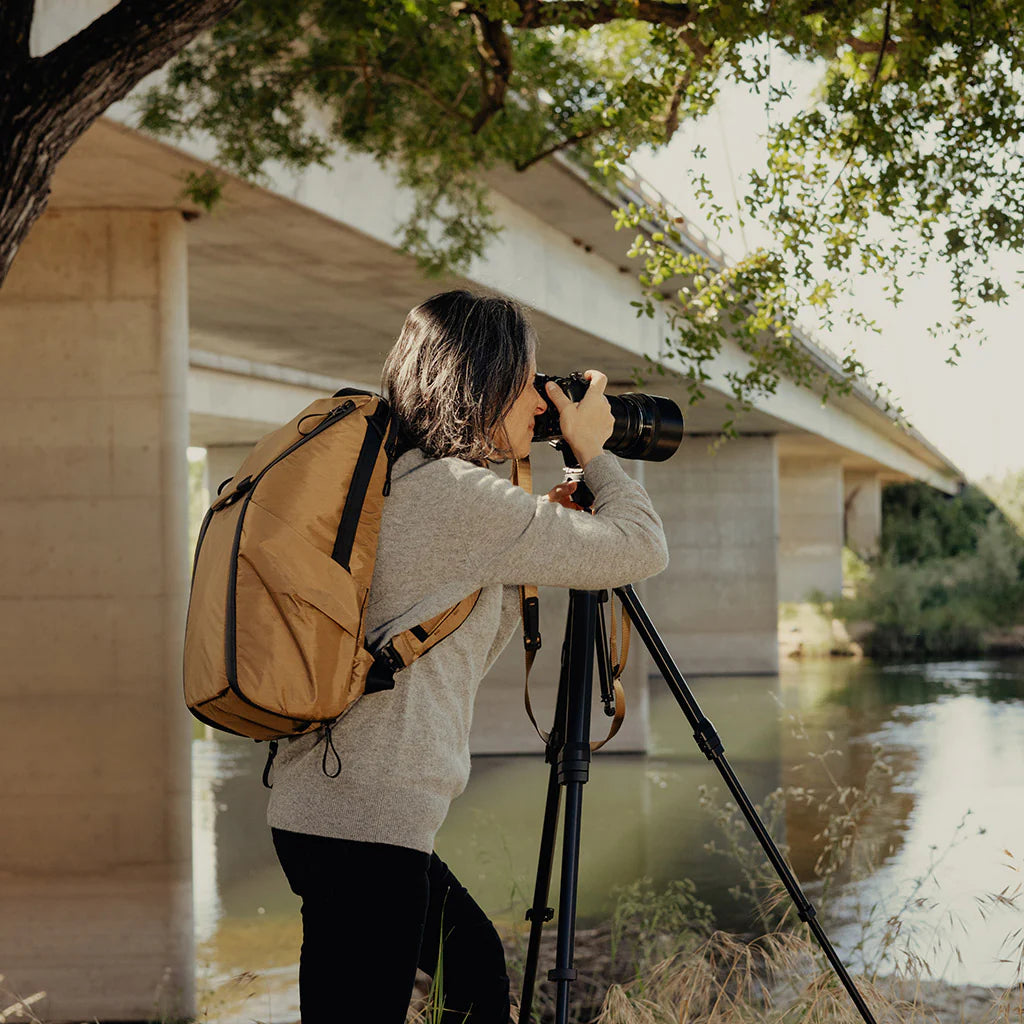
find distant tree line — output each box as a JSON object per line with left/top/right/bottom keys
{"left": 837, "top": 478, "right": 1024, "bottom": 659}
{"left": 880, "top": 481, "right": 1005, "bottom": 564}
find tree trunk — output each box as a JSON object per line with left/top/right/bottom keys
{"left": 0, "top": 65, "right": 70, "bottom": 287}
{"left": 0, "top": 0, "right": 242, "bottom": 290}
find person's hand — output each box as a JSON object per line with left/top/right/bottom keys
{"left": 544, "top": 370, "right": 614, "bottom": 467}
{"left": 545, "top": 480, "right": 583, "bottom": 511}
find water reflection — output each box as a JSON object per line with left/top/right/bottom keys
{"left": 191, "top": 657, "right": 1024, "bottom": 1017}
{"left": 192, "top": 734, "right": 301, "bottom": 1023}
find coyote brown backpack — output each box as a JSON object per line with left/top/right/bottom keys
{"left": 183, "top": 389, "right": 480, "bottom": 742}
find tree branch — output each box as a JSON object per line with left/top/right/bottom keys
{"left": 311, "top": 63, "right": 475, "bottom": 124}
{"left": 663, "top": 72, "right": 688, "bottom": 141}
{"left": 0, "top": 0, "right": 35, "bottom": 67}
{"left": 451, "top": 1, "right": 695, "bottom": 31}
{"left": 36, "top": 0, "right": 242, "bottom": 138}
{"left": 796, "top": 1, "right": 898, "bottom": 55}
{"left": 0, "top": 0, "right": 242, "bottom": 289}
{"left": 513, "top": 0, "right": 694, "bottom": 30}
{"left": 514, "top": 126, "right": 605, "bottom": 171}
{"left": 663, "top": 28, "right": 710, "bottom": 141}
{"left": 469, "top": 10, "right": 512, "bottom": 134}
{"left": 821, "top": 0, "right": 894, "bottom": 200}
{"left": 867, "top": 0, "right": 895, "bottom": 96}
{"left": 845, "top": 34, "right": 898, "bottom": 55}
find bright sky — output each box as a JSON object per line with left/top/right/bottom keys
{"left": 629, "top": 62, "right": 1024, "bottom": 482}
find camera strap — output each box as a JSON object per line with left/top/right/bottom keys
{"left": 511, "top": 457, "right": 626, "bottom": 752}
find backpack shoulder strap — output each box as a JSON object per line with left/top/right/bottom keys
{"left": 368, "top": 591, "right": 482, "bottom": 687}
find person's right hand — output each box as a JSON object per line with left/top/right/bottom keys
{"left": 544, "top": 370, "right": 614, "bottom": 467}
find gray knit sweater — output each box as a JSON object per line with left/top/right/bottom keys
{"left": 266, "top": 449, "right": 668, "bottom": 853}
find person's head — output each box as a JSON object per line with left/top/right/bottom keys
{"left": 382, "top": 290, "right": 546, "bottom": 463}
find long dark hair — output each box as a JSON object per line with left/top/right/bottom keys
{"left": 381, "top": 290, "right": 537, "bottom": 463}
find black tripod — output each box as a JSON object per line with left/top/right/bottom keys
{"left": 517, "top": 583, "right": 879, "bottom": 1024}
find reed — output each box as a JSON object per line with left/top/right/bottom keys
{"left": 499, "top": 716, "right": 1024, "bottom": 1024}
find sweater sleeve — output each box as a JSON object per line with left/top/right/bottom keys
{"left": 395, "top": 451, "right": 669, "bottom": 591}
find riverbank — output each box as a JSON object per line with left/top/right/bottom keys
{"left": 779, "top": 601, "right": 865, "bottom": 660}
{"left": 779, "top": 601, "right": 1024, "bottom": 661}
{"left": 485, "top": 925, "right": 1018, "bottom": 1023}
{"left": 405, "top": 923, "right": 1021, "bottom": 1023}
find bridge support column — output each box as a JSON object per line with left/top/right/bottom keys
{"left": 844, "top": 470, "right": 882, "bottom": 560}
{"left": 0, "top": 209, "right": 193, "bottom": 1021}
{"left": 778, "top": 457, "right": 844, "bottom": 602}
{"left": 643, "top": 436, "right": 780, "bottom": 675}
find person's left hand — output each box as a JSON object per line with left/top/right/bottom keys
{"left": 546, "top": 481, "right": 583, "bottom": 511}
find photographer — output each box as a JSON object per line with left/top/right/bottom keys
{"left": 267, "top": 290, "right": 668, "bottom": 1022}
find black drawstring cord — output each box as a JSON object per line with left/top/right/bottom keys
{"left": 262, "top": 726, "right": 342, "bottom": 787}
{"left": 261, "top": 739, "right": 278, "bottom": 789}
{"left": 321, "top": 722, "right": 342, "bottom": 778}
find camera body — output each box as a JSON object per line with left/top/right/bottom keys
{"left": 532, "top": 372, "right": 684, "bottom": 462}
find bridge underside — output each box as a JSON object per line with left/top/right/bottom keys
{"left": 0, "top": 114, "right": 960, "bottom": 1021}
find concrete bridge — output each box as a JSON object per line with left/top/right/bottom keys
{"left": 0, "top": 5, "right": 962, "bottom": 1020}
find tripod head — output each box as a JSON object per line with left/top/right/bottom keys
{"left": 550, "top": 439, "right": 595, "bottom": 509}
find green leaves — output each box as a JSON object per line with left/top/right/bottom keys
{"left": 137, "top": 0, "right": 1024, "bottom": 421}
{"left": 181, "top": 169, "right": 225, "bottom": 211}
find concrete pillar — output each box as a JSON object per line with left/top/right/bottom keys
{"left": 844, "top": 470, "right": 882, "bottom": 559}
{"left": 643, "top": 436, "right": 780, "bottom": 676}
{"left": 470, "top": 442, "right": 651, "bottom": 754}
{"left": 0, "top": 209, "right": 193, "bottom": 1021}
{"left": 778, "top": 457, "right": 844, "bottom": 602}
{"left": 205, "top": 443, "right": 253, "bottom": 499}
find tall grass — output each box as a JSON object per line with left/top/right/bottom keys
{"left": 502, "top": 717, "right": 1024, "bottom": 1024}
{"left": 0, "top": 978, "right": 45, "bottom": 1024}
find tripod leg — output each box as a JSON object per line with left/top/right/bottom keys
{"left": 519, "top": 591, "right": 600, "bottom": 1023}
{"left": 520, "top": 757, "right": 561, "bottom": 1018}
{"left": 614, "top": 584, "right": 878, "bottom": 1024}
{"left": 551, "top": 590, "right": 597, "bottom": 1024}
{"left": 520, "top": 595, "right": 578, "bottom": 1021}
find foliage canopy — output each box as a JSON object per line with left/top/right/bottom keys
{"left": 137, "top": 1, "right": 1024, "bottom": 417}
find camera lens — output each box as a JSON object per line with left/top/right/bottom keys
{"left": 533, "top": 373, "right": 683, "bottom": 462}
{"left": 606, "top": 393, "right": 684, "bottom": 462}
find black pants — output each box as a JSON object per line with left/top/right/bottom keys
{"left": 272, "top": 828, "right": 511, "bottom": 1023}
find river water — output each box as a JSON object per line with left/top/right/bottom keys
{"left": 192, "top": 657, "right": 1024, "bottom": 1021}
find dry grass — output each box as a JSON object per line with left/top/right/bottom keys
{"left": 0, "top": 977, "right": 45, "bottom": 1024}
{"left": 496, "top": 715, "right": 1024, "bottom": 1024}
{"left": 589, "top": 928, "right": 1024, "bottom": 1023}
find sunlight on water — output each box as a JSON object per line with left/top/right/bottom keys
{"left": 191, "top": 657, "right": 1024, "bottom": 1017}
{"left": 828, "top": 681, "right": 1024, "bottom": 986}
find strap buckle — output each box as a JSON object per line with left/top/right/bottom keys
{"left": 522, "top": 595, "right": 542, "bottom": 652}
{"left": 374, "top": 642, "right": 404, "bottom": 675}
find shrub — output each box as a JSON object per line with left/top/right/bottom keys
{"left": 833, "top": 510, "right": 1024, "bottom": 659}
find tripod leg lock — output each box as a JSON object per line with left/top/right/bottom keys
{"left": 796, "top": 901, "right": 817, "bottom": 923}
{"left": 557, "top": 741, "right": 591, "bottom": 784}
{"left": 693, "top": 718, "right": 724, "bottom": 760}
{"left": 526, "top": 906, "right": 555, "bottom": 923}
{"left": 547, "top": 968, "right": 578, "bottom": 982}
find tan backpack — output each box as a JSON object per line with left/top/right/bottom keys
{"left": 183, "top": 389, "right": 479, "bottom": 743}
